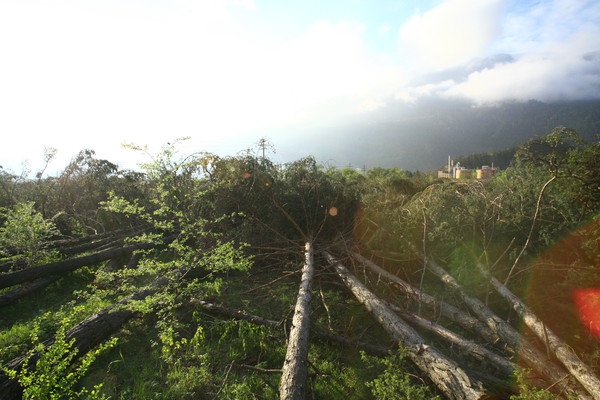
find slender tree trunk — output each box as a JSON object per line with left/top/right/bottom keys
{"left": 0, "top": 276, "right": 169, "bottom": 399}
{"left": 384, "top": 300, "right": 515, "bottom": 376}
{"left": 0, "top": 276, "right": 60, "bottom": 308}
{"left": 325, "top": 252, "right": 486, "bottom": 400}
{"left": 352, "top": 252, "right": 499, "bottom": 345}
{"left": 194, "top": 300, "right": 391, "bottom": 356}
{"left": 58, "top": 236, "right": 123, "bottom": 256}
{"left": 279, "top": 241, "right": 314, "bottom": 400}
{"left": 50, "top": 229, "right": 125, "bottom": 248}
{"left": 421, "top": 254, "right": 591, "bottom": 400}
{"left": 476, "top": 261, "right": 600, "bottom": 400}
{"left": 0, "top": 235, "right": 175, "bottom": 290}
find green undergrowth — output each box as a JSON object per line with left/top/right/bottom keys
{"left": 49, "top": 259, "right": 436, "bottom": 399}
{"left": 0, "top": 267, "right": 111, "bottom": 363}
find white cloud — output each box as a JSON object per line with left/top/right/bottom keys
{"left": 0, "top": 1, "right": 406, "bottom": 171}
{"left": 394, "top": 0, "right": 600, "bottom": 104}
{"left": 1, "top": 0, "right": 599, "bottom": 173}
{"left": 398, "top": 0, "right": 506, "bottom": 70}
{"left": 444, "top": 49, "right": 600, "bottom": 103}
{"left": 229, "top": 0, "right": 256, "bottom": 11}
{"left": 495, "top": 0, "right": 600, "bottom": 55}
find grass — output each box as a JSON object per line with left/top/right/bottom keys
{"left": 1, "top": 255, "right": 434, "bottom": 399}
{"left": 0, "top": 266, "right": 112, "bottom": 363}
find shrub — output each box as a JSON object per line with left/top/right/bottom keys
{"left": 0, "top": 201, "right": 59, "bottom": 267}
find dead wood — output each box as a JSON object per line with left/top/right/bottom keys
{"left": 476, "top": 261, "right": 600, "bottom": 400}
{"left": 50, "top": 229, "right": 125, "bottom": 248}
{"left": 279, "top": 241, "right": 314, "bottom": 400}
{"left": 241, "top": 270, "right": 301, "bottom": 294}
{"left": 352, "top": 252, "right": 499, "bottom": 345}
{"left": 0, "top": 276, "right": 61, "bottom": 308}
{"left": 325, "top": 252, "right": 486, "bottom": 400}
{"left": 58, "top": 236, "right": 122, "bottom": 256}
{"left": 193, "top": 300, "right": 284, "bottom": 328}
{"left": 193, "top": 300, "right": 392, "bottom": 356}
{"left": 234, "top": 364, "right": 283, "bottom": 374}
{"left": 0, "top": 259, "right": 26, "bottom": 274}
{"left": 421, "top": 254, "right": 591, "bottom": 400}
{"left": 125, "top": 252, "right": 142, "bottom": 269}
{"left": 0, "top": 276, "right": 169, "bottom": 399}
{"left": 0, "top": 235, "right": 176, "bottom": 290}
{"left": 384, "top": 299, "right": 515, "bottom": 376}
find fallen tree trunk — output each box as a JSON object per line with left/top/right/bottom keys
{"left": 0, "top": 235, "right": 176, "bottom": 290}
{"left": 50, "top": 229, "right": 126, "bottom": 248}
{"left": 0, "top": 259, "right": 26, "bottom": 274}
{"left": 194, "top": 300, "right": 391, "bottom": 356}
{"left": 352, "top": 252, "right": 499, "bottom": 345}
{"left": 195, "top": 299, "right": 515, "bottom": 394}
{"left": 0, "top": 276, "right": 61, "bottom": 308}
{"left": 279, "top": 241, "right": 314, "bottom": 400}
{"left": 325, "top": 252, "right": 486, "bottom": 400}
{"left": 0, "top": 276, "right": 169, "bottom": 399}
{"left": 420, "top": 254, "right": 591, "bottom": 400}
{"left": 476, "top": 261, "right": 600, "bottom": 400}
{"left": 58, "top": 236, "right": 124, "bottom": 256}
{"left": 384, "top": 300, "right": 515, "bottom": 376}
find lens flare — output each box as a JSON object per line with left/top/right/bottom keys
{"left": 573, "top": 289, "right": 600, "bottom": 340}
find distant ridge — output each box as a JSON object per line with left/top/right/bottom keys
{"left": 279, "top": 99, "right": 600, "bottom": 172}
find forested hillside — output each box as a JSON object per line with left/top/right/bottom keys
{"left": 280, "top": 99, "right": 600, "bottom": 171}
{"left": 0, "top": 127, "right": 599, "bottom": 399}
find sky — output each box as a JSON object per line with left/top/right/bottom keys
{"left": 1, "top": 0, "right": 599, "bottom": 175}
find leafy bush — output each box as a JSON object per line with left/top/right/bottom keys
{"left": 510, "top": 370, "right": 557, "bottom": 400}
{"left": 3, "top": 318, "right": 117, "bottom": 400}
{"left": 0, "top": 201, "right": 59, "bottom": 267}
{"left": 361, "top": 350, "right": 440, "bottom": 400}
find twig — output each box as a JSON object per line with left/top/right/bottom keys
{"left": 504, "top": 175, "right": 556, "bottom": 285}
{"left": 319, "top": 286, "right": 334, "bottom": 332}
{"left": 240, "top": 270, "right": 300, "bottom": 294}
{"left": 214, "top": 361, "right": 234, "bottom": 398}
{"left": 233, "top": 363, "right": 282, "bottom": 374}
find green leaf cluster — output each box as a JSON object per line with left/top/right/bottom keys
{"left": 0, "top": 201, "right": 59, "bottom": 268}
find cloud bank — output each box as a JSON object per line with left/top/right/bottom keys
{"left": 394, "top": 0, "right": 600, "bottom": 105}
{"left": 0, "top": 0, "right": 599, "bottom": 173}
{"left": 398, "top": 0, "right": 506, "bottom": 70}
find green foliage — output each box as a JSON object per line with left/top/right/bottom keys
{"left": 510, "top": 370, "right": 557, "bottom": 400}
{"left": 361, "top": 350, "right": 440, "bottom": 400}
{"left": 1, "top": 290, "right": 114, "bottom": 363}
{"left": 2, "top": 130, "right": 598, "bottom": 399}
{"left": 0, "top": 201, "right": 59, "bottom": 267}
{"left": 3, "top": 318, "right": 117, "bottom": 400}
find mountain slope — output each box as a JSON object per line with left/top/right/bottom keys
{"left": 278, "top": 99, "right": 600, "bottom": 171}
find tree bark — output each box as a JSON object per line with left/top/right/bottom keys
{"left": 0, "top": 235, "right": 175, "bottom": 290}
{"left": 476, "top": 261, "right": 600, "bottom": 400}
{"left": 279, "top": 241, "right": 314, "bottom": 400}
{"left": 421, "top": 254, "right": 591, "bottom": 400}
{"left": 325, "top": 252, "right": 486, "bottom": 400}
{"left": 50, "top": 229, "right": 125, "bottom": 248}
{"left": 0, "top": 276, "right": 169, "bottom": 399}
{"left": 58, "top": 236, "right": 123, "bottom": 256}
{"left": 352, "top": 252, "right": 499, "bottom": 345}
{"left": 384, "top": 300, "right": 515, "bottom": 376}
{"left": 0, "top": 276, "right": 60, "bottom": 308}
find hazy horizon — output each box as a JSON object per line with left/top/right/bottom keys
{"left": 1, "top": 0, "right": 599, "bottom": 175}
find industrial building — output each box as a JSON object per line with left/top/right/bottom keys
{"left": 438, "top": 156, "right": 500, "bottom": 180}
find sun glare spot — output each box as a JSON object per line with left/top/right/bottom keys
{"left": 573, "top": 289, "right": 600, "bottom": 340}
